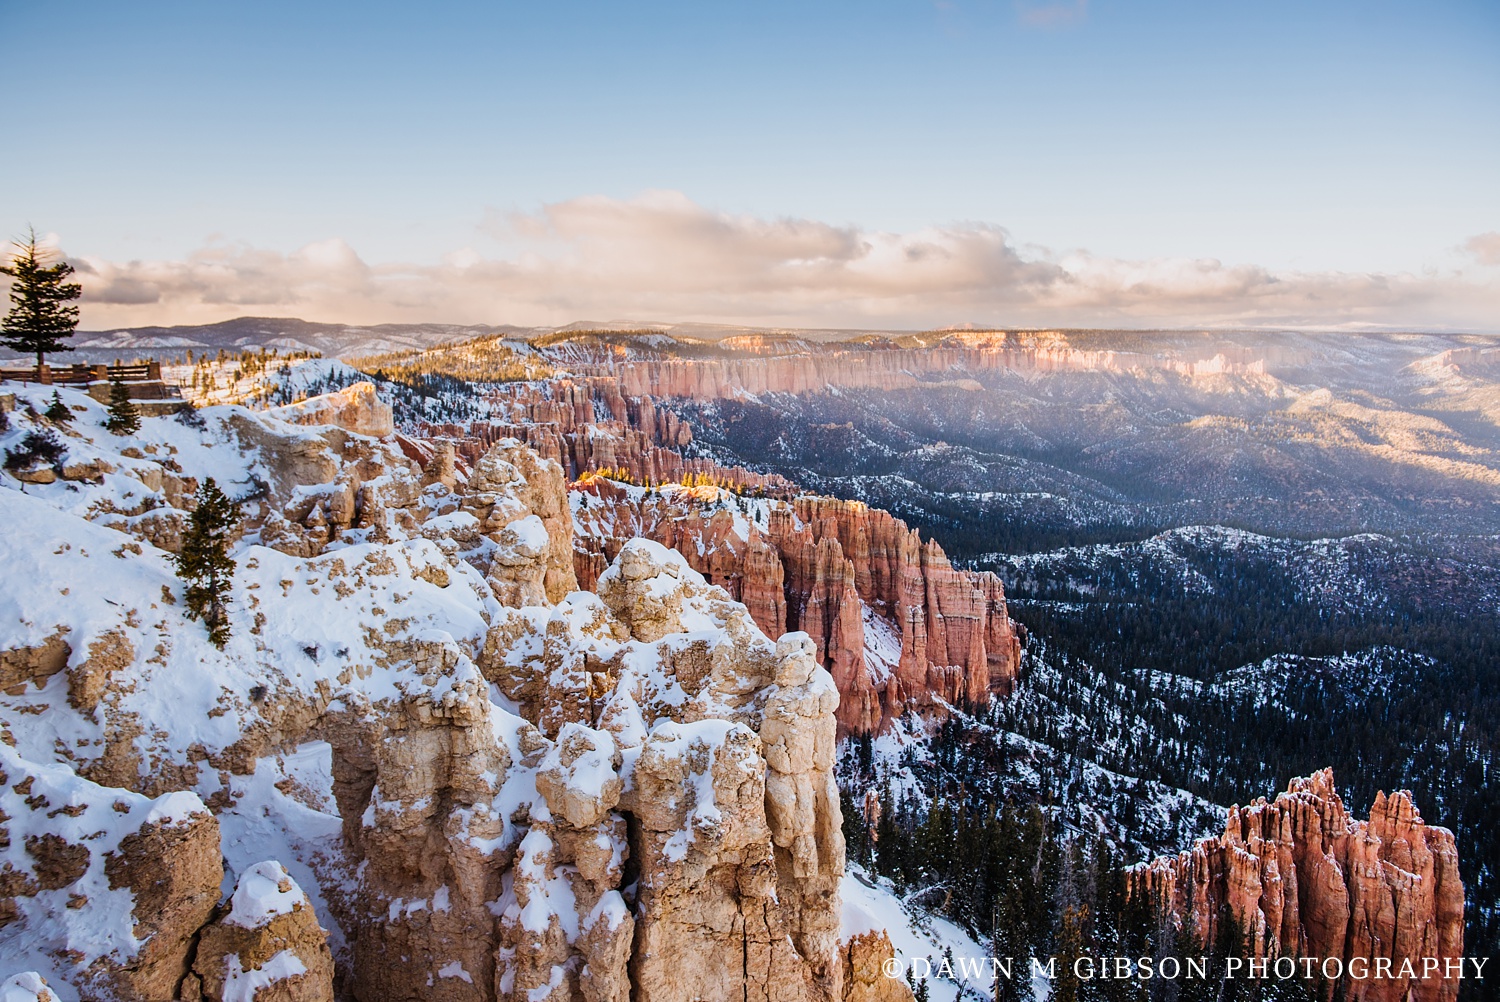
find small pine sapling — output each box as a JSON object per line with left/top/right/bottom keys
{"left": 173, "top": 401, "right": 206, "bottom": 429}
{"left": 105, "top": 377, "right": 140, "bottom": 435}
{"left": 175, "top": 477, "right": 239, "bottom": 648}
{"left": 44, "top": 390, "right": 71, "bottom": 423}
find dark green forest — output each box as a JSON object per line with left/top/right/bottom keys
{"left": 832, "top": 527, "right": 1499, "bottom": 1000}
{"left": 980, "top": 535, "right": 1500, "bottom": 966}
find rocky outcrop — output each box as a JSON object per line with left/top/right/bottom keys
{"left": 413, "top": 377, "right": 794, "bottom": 493}
{"left": 766, "top": 497, "right": 1022, "bottom": 731}
{"left": 0, "top": 744, "right": 223, "bottom": 1002}
{"left": 570, "top": 481, "right": 1021, "bottom": 734}
{"left": 408, "top": 373, "right": 1020, "bottom": 735}
{"left": 268, "top": 381, "right": 395, "bottom": 438}
{"left": 464, "top": 440, "right": 579, "bottom": 604}
{"left": 101, "top": 814, "right": 225, "bottom": 998}
{"left": 0, "top": 388, "right": 853, "bottom": 1002}
{"left": 337, "top": 653, "right": 514, "bottom": 1002}
{"left": 221, "top": 402, "right": 579, "bottom": 615}
{"left": 190, "top": 861, "right": 335, "bottom": 1002}
{"left": 250, "top": 536, "right": 847, "bottom": 1002}
{"left": 481, "top": 539, "right": 846, "bottom": 1002}
{"left": 841, "top": 932, "right": 914, "bottom": 1002}
{"left": 1133, "top": 769, "right": 1465, "bottom": 1002}
{"left": 0, "top": 973, "right": 59, "bottom": 1001}
{"left": 390, "top": 354, "right": 1019, "bottom": 738}
{"left": 0, "top": 630, "right": 71, "bottom": 696}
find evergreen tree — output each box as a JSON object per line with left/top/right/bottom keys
{"left": 4, "top": 428, "right": 65, "bottom": 472}
{"left": 990, "top": 873, "right": 1035, "bottom": 1002}
{"left": 1, "top": 228, "right": 82, "bottom": 370}
{"left": 840, "top": 786, "right": 870, "bottom": 867}
{"left": 1050, "top": 905, "right": 1087, "bottom": 1002}
{"left": 44, "top": 390, "right": 71, "bottom": 423}
{"left": 175, "top": 478, "right": 239, "bottom": 648}
{"left": 105, "top": 378, "right": 140, "bottom": 435}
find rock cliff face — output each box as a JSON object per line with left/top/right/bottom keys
{"left": 268, "top": 381, "right": 395, "bottom": 438}
{"left": 1133, "top": 770, "right": 1465, "bottom": 1002}
{"left": 391, "top": 356, "right": 1022, "bottom": 736}
{"left": 552, "top": 340, "right": 1272, "bottom": 402}
{"left": 569, "top": 480, "right": 1020, "bottom": 734}
{"left": 477, "top": 541, "right": 846, "bottom": 1002}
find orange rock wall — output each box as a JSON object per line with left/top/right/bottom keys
{"left": 414, "top": 378, "right": 794, "bottom": 493}
{"left": 569, "top": 481, "right": 1020, "bottom": 735}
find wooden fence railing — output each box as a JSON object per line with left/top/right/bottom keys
{"left": 0, "top": 361, "right": 162, "bottom": 385}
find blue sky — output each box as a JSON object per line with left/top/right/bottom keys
{"left": 2, "top": 0, "right": 1497, "bottom": 329}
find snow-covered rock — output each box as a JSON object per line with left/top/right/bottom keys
{"left": 266, "top": 381, "right": 393, "bottom": 438}
{"left": 0, "top": 973, "right": 58, "bottom": 1002}
{"left": 0, "top": 743, "right": 221, "bottom": 1000}
{"left": 190, "top": 861, "right": 334, "bottom": 1002}
{"left": 0, "top": 381, "right": 850, "bottom": 1002}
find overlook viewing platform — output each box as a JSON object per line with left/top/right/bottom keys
{"left": 0, "top": 361, "right": 185, "bottom": 414}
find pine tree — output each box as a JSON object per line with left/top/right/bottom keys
{"left": 105, "top": 378, "right": 140, "bottom": 435}
{"left": 1, "top": 228, "right": 82, "bottom": 371}
{"left": 1050, "top": 905, "right": 1087, "bottom": 1002}
{"left": 175, "top": 478, "right": 239, "bottom": 648}
{"left": 991, "top": 868, "right": 1036, "bottom": 1002}
{"left": 45, "top": 390, "right": 71, "bottom": 423}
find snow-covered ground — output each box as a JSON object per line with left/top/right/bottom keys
{"left": 163, "top": 354, "right": 364, "bottom": 409}
{"left": 843, "top": 867, "right": 1019, "bottom": 1002}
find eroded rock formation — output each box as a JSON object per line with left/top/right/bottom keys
{"left": 268, "top": 381, "right": 395, "bottom": 438}
{"left": 0, "top": 386, "right": 849, "bottom": 1002}
{"left": 189, "top": 861, "right": 335, "bottom": 1002}
{"left": 542, "top": 337, "right": 1273, "bottom": 403}
{"left": 0, "top": 745, "right": 222, "bottom": 1001}
{"left": 1133, "top": 769, "right": 1465, "bottom": 1002}
{"left": 480, "top": 539, "right": 847, "bottom": 1002}
{"left": 570, "top": 480, "right": 1020, "bottom": 734}
{"left": 841, "top": 932, "right": 914, "bottom": 1002}
{"left": 402, "top": 365, "right": 1021, "bottom": 736}
{"left": 412, "top": 377, "right": 794, "bottom": 494}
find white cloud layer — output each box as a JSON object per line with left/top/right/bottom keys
{"left": 21, "top": 191, "right": 1500, "bottom": 331}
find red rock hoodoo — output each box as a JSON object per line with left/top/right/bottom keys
{"left": 1133, "top": 769, "right": 1465, "bottom": 1002}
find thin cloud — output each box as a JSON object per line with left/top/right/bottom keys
{"left": 1464, "top": 232, "right": 1500, "bottom": 267}
{"left": 10, "top": 192, "right": 1497, "bottom": 331}
{"left": 1015, "top": 0, "right": 1087, "bottom": 28}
